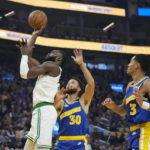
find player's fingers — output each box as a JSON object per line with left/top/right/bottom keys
{"left": 21, "top": 38, "right": 24, "bottom": 43}
{"left": 23, "top": 39, "right": 26, "bottom": 45}
{"left": 76, "top": 49, "right": 80, "bottom": 55}
{"left": 25, "top": 39, "right": 27, "bottom": 45}
{"left": 16, "top": 44, "right": 21, "bottom": 49}
{"left": 105, "top": 98, "right": 110, "bottom": 102}
{"left": 73, "top": 49, "right": 76, "bottom": 56}
{"left": 80, "top": 49, "right": 83, "bottom": 55}
{"left": 21, "top": 38, "right": 25, "bottom": 46}
{"left": 108, "top": 98, "right": 113, "bottom": 102}
{"left": 60, "top": 87, "right": 65, "bottom": 93}
{"left": 18, "top": 40, "right": 22, "bottom": 47}
{"left": 102, "top": 100, "right": 105, "bottom": 105}
{"left": 64, "top": 94, "right": 68, "bottom": 98}
{"left": 105, "top": 100, "right": 109, "bottom": 105}
{"left": 102, "top": 99, "right": 107, "bottom": 105}
{"left": 71, "top": 56, "right": 76, "bottom": 61}
{"left": 73, "top": 49, "right": 78, "bottom": 56}
{"left": 102, "top": 101, "right": 105, "bottom": 106}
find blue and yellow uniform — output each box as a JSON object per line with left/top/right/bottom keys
{"left": 126, "top": 77, "right": 150, "bottom": 150}
{"left": 54, "top": 99, "right": 87, "bottom": 150}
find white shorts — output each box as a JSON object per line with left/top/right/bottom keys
{"left": 26, "top": 105, "right": 57, "bottom": 149}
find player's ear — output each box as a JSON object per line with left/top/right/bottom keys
{"left": 56, "top": 57, "right": 62, "bottom": 62}
{"left": 77, "top": 86, "right": 81, "bottom": 92}
{"left": 136, "top": 62, "right": 141, "bottom": 70}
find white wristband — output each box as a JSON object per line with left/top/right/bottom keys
{"left": 20, "top": 55, "right": 29, "bottom": 79}
{"left": 141, "top": 101, "right": 150, "bottom": 110}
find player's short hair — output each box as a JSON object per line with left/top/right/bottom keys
{"left": 71, "top": 77, "right": 84, "bottom": 91}
{"left": 134, "top": 54, "right": 150, "bottom": 72}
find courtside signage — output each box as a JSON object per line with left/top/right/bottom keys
{"left": 101, "top": 44, "right": 123, "bottom": 52}
{"left": 0, "top": 29, "right": 150, "bottom": 54}
{"left": 8, "top": 0, "right": 125, "bottom": 17}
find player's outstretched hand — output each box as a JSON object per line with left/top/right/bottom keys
{"left": 55, "top": 88, "right": 68, "bottom": 102}
{"left": 16, "top": 38, "right": 34, "bottom": 56}
{"left": 71, "top": 49, "right": 83, "bottom": 64}
{"left": 32, "top": 28, "right": 44, "bottom": 36}
{"left": 133, "top": 88, "right": 143, "bottom": 107}
{"left": 102, "top": 98, "right": 115, "bottom": 109}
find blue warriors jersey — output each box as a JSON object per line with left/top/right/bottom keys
{"left": 58, "top": 99, "right": 87, "bottom": 136}
{"left": 126, "top": 77, "right": 150, "bottom": 150}
{"left": 126, "top": 76, "right": 150, "bottom": 127}
{"left": 54, "top": 99, "right": 87, "bottom": 150}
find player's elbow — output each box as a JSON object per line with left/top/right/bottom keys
{"left": 20, "top": 70, "right": 28, "bottom": 79}
{"left": 20, "top": 74, "right": 28, "bottom": 79}
{"left": 20, "top": 55, "right": 29, "bottom": 79}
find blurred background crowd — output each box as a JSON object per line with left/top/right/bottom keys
{"left": 0, "top": 61, "right": 130, "bottom": 150}
{"left": 1, "top": 0, "right": 150, "bottom": 149}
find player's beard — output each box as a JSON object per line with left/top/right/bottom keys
{"left": 65, "top": 89, "right": 77, "bottom": 95}
{"left": 44, "top": 56, "right": 57, "bottom": 62}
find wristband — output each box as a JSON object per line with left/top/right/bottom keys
{"left": 77, "top": 61, "right": 84, "bottom": 66}
{"left": 141, "top": 101, "right": 150, "bottom": 110}
{"left": 20, "top": 55, "right": 29, "bottom": 79}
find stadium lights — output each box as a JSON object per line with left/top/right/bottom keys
{"left": 0, "top": 11, "right": 15, "bottom": 21}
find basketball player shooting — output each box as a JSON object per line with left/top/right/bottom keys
{"left": 102, "top": 55, "right": 150, "bottom": 150}
{"left": 54, "top": 49, "right": 95, "bottom": 150}
{"left": 16, "top": 29, "right": 66, "bottom": 150}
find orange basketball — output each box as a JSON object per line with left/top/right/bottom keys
{"left": 28, "top": 10, "right": 48, "bottom": 30}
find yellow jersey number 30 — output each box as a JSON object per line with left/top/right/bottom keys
{"left": 69, "top": 115, "right": 81, "bottom": 125}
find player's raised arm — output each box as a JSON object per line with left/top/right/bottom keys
{"left": 16, "top": 39, "right": 58, "bottom": 79}
{"left": 72, "top": 49, "right": 95, "bottom": 105}
{"left": 27, "top": 29, "right": 43, "bottom": 67}
{"left": 27, "top": 28, "right": 43, "bottom": 56}
{"left": 54, "top": 88, "right": 68, "bottom": 115}
{"left": 102, "top": 82, "right": 133, "bottom": 116}
{"left": 102, "top": 97, "right": 127, "bottom": 116}
{"left": 17, "top": 38, "right": 40, "bottom": 69}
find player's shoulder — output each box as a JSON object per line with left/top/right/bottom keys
{"left": 125, "top": 81, "right": 134, "bottom": 92}
{"left": 127, "top": 81, "right": 134, "bottom": 87}
{"left": 43, "top": 61, "right": 58, "bottom": 66}
{"left": 143, "top": 78, "right": 150, "bottom": 87}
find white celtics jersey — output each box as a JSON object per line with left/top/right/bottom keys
{"left": 33, "top": 68, "right": 61, "bottom": 105}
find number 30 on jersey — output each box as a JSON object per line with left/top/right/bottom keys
{"left": 69, "top": 115, "right": 81, "bottom": 125}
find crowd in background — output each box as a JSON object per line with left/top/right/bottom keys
{"left": 1, "top": 0, "right": 150, "bottom": 149}
{"left": 0, "top": 62, "right": 132, "bottom": 150}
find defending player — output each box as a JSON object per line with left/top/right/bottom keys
{"left": 103, "top": 55, "right": 150, "bottom": 150}
{"left": 16, "top": 29, "right": 66, "bottom": 150}
{"left": 54, "top": 49, "right": 95, "bottom": 150}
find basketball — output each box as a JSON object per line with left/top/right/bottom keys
{"left": 28, "top": 10, "right": 48, "bottom": 30}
